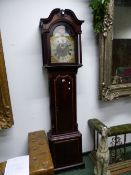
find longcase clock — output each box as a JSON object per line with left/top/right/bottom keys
{"left": 39, "top": 8, "right": 84, "bottom": 171}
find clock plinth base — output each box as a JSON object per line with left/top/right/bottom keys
{"left": 54, "top": 160, "right": 85, "bottom": 172}
{"left": 48, "top": 131, "right": 85, "bottom": 172}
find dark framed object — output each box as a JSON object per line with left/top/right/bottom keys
{"left": 98, "top": 0, "right": 131, "bottom": 101}
{"left": 0, "top": 33, "right": 13, "bottom": 129}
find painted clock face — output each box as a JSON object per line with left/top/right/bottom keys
{"left": 50, "top": 25, "right": 75, "bottom": 63}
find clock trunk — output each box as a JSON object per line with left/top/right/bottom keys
{"left": 49, "top": 70, "right": 77, "bottom": 134}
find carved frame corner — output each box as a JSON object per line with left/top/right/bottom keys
{"left": 99, "top": 0, "right": 131, "bottom": 101}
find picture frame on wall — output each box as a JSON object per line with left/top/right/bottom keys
{"left": 0, "top": 33, "right": 13, "bottom": 129}
{"left": 95, "top": 0, "right": 131, "bottom": 101}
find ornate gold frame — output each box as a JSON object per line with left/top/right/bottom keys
{"left": 99, "top": 0, "right": 131, "bottom": 101}
{"left": 0, "top": 33, "right": 13, "bottom": 129}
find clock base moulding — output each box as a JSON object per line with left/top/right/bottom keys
{"left": 48, "top": 130, "right": 85, "bottom": 172}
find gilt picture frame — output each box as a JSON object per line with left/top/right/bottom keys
{"left": 0, "top": 33, "right": 13, "bottom": 129}
{"left": 98, "top": 0, "right": 131, "bottom": 101}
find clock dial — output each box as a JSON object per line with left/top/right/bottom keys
{"left": 50, "top": 36, "right": 75, "bottom": 63}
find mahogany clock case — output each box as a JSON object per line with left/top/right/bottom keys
{"left": 47, "top": 69, "right": 84, "bottom": 171}
{"left": 39, "top": 8, "right": 84, "bottom": 171}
